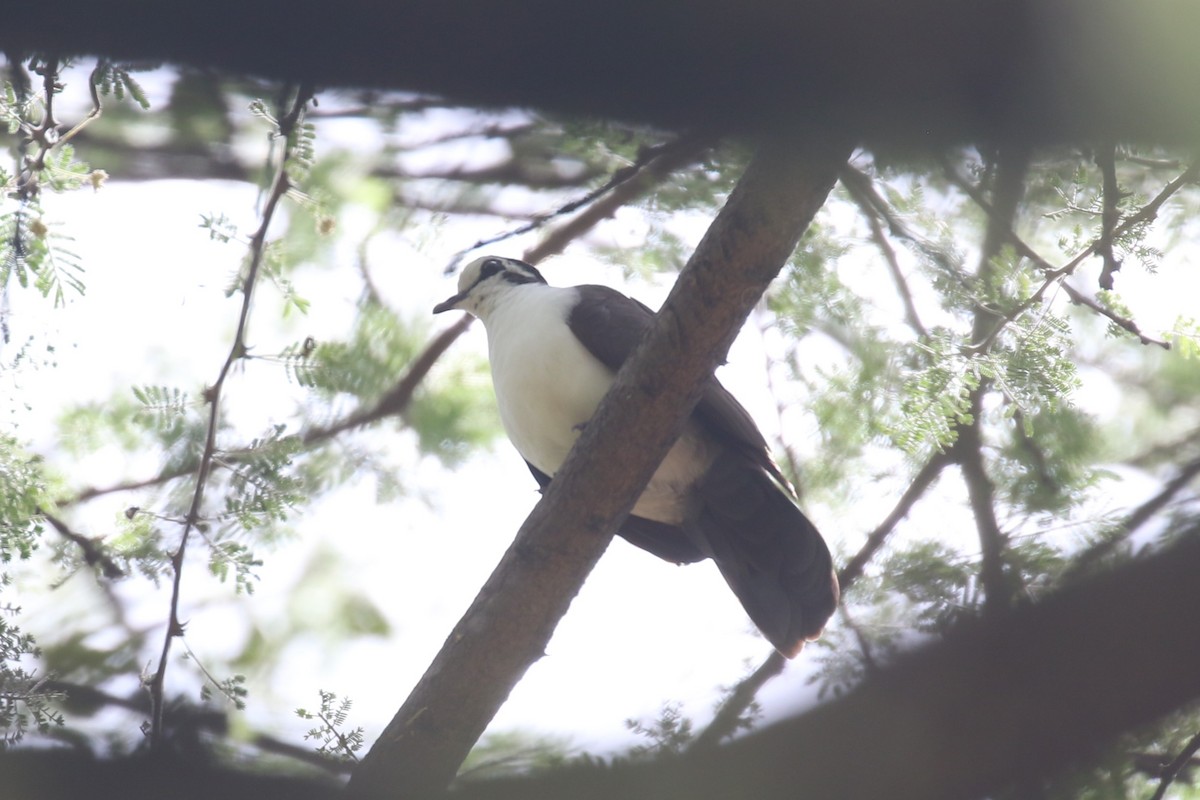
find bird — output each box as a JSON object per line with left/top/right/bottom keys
{"left": 434, "top": 255, "right": 839, "bottom": 657}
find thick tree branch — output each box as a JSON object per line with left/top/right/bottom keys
{"left": 443, "top": 530, "right": 1200, "bottom": 800}
{"left": 5, "top": 1, "right": 1200, "bottom": 146}
{"left": 346, "top": 136, "right": 852, "bottom": 798}
{"left": 1148, "top": 730, "right": 1200, "bottom": 800}
{"left": 7, "top": 531, "right": 1200, "bottom": 799}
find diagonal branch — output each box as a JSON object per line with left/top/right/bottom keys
{"left": 40, "top": 509, "right": 124, "bottom": 579}
{"left": 448, "top": 133, "right": 712, "bottom": 271}
{"left": 522, "top": 135, "right": 713, "bottom": 264}
{"left": 694, "top": 449, "right": 951, "bottom": 750}
{"left": 61, "top": 138, "right": 709, "bottom": 510}
{"left": 942, "top": 157, "right": 1198, "bottom": 355}
{"left": 1063, "top": 454, "right": 1200, "bottom": 582}
{"left": 1058, "top": 280, "right": 1171, "bottom": 349}
{"left": 447, "top": 530, "right": 1200, "bottom": 800}
{"left": 1148, "top": 730, "right": 1200, "bottom": 800}
{"left": 146, "top": 83, "right": 315, "bottom": 748}
{"left": 837, "top": 451, "right": 952, "bottom": 590}
{"left": 346, "top": 135, "right": 853, "bottom": 799}
{"left": 839, "top": 165, "right": 929, "bottom": 339}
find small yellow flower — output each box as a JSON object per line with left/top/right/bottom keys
{"left": 89, "top": 170, "right": 109, "bottom": 191}
{"left": 29, "top": 218, "right": 48, "bottom": 238}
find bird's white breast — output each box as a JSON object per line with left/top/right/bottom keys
{"left": 479, "top": 283, "right": 713, "bottom": 525}
{"left": 483, "top": 285, "right": 614, "bottom": 477}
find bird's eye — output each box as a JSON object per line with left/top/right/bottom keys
{"left": 481, "top": 258, "right": 504, "bottom": 278}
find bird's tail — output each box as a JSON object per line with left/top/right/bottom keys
{"left": 688, "top": 455, "right": 839, "bottom": 658}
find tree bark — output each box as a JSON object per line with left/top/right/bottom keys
{"left": 3, "top": 1, "right": 1200, "bottom": 147}
{"left": 4, "top": 528, "right": 1199, "bottom": 799}
{"left": 448, "top": 528, "right": 1200, "bottom": 800}
{"left": 345, "top": 134, "right": 852, "bottom": 798}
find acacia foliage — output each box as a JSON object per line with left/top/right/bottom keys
{"left": 0, "top": 58, "right": 1198, "bottom": 798}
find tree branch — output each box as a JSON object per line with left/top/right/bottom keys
{"left": 1094, "top": 142, "right": 1123, "bottom": 290}
{"left": 942, "top": 156, "right": 1198, "bottom": 355}
{"left": 1058, "top": 280, "right": 1171, "bottom": 349}
{"left": 450, "top": 133, "right": 711, "bottom": 270}
{"left": 1063, "top": 454, "right": 1200, "bottom": 582}
{"left": 444, "top": 529, "right": 1200, "bottom": 800}
{"left": 694, "top": 448, "right": 952, "bottom": 750}
{"left": 346, "top": 135, "right": 852, "bottom": 798}
{"left": 1148, "top": 730, "right": 1200, "bottom": 800}
{"left": 839, "top": 165, "right": 929, "bottom": 339}
{"left": 146, "top": 83, "right": 315, "bottom": 748}
{"left": 837, "top": 451, "right": 951, "bottom": 589}
{"left": 522, "top": 135, "right": 713, "bottom": 265}
{"left": 40, "top": 509, "right": 124, "bottom": 579}
{"left": 953, "top": 146, "right": 1029, "bottom": 617}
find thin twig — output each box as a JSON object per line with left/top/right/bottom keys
{"left": 55, "top": 60, "right": 104, "bottom": 148}
{"left": 40, "top": 509, "right": 124, "bottom": 579}
{"left": 1063, "top": 455, "right": 1200, "bottom": 581}
{"left": 147, "top": 83, "right": 315, "bottom": 748}
{"left": 316, "top": 710, "right": 361, "bottom": 763}
{"left": 448, "top": 132, "right": 712, "bottom": 272}
{"left": 689, "top": 653, "right": 785, "bottom": 751}
{"left": 756, "top": 312, "right": 805, "bottom": 495}
{"left": 523, "top": 133, "right": 713, "bottom": 264}
{"left": 839, "top": 165, "right": 929, "bottom": 339}
{"left": 838, "top": 452, "right": 951, "bottom": 589}
{"left": 1149, "top": 730, "right": 1200, "bottom": 800}
{"left": 1059, "top": 280, "right": 1171, "bottom": 349}
{"left": 942, "top": 156, "right": 1198, "bottom": 355}
{"left": 63, "top": 136, "right": 707, "bottom": 509}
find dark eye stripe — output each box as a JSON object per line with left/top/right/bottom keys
{"left": 501, "top": 261, "right": 546, "bottom": 286}
{"left": 464, "top": 257, "right": 548, "bottom": 293}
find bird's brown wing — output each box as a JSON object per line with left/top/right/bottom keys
{"left": 571, "top": 285, "right": 839, "bottom": 655}
{"left": 568, "top": 285, "right": 784, "bottom": 481}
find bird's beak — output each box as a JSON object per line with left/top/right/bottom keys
{"left": 433, "top": 291, "right": 467, "bottom": 314}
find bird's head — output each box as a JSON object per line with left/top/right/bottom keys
{"left": 433, "top": 256, "right": 547, "bottom": 317}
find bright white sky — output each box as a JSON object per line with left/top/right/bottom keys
{"left": 4, "top": 80, "right": 1199, "bottom": 762}
{"left": 5, "top": 175, "right": 841, "bottom": 758}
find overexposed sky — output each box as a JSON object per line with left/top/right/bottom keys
{"left": 6, "top": 175, "right": 837, "bottom": 756}
{"left": 5, "top": 80, "right": 1199, "bottom": 761}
